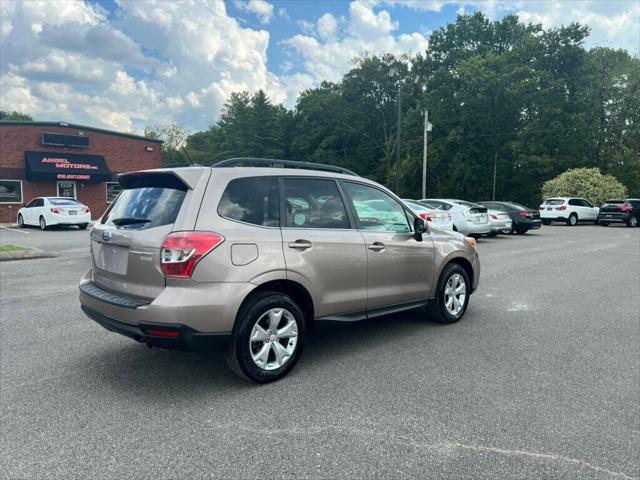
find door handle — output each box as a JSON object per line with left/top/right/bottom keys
{"left": 368, "top": 242, "right": 385, "bottom": 252}
{"left": 288, "top": 240, "right": 312, "bottom": 250}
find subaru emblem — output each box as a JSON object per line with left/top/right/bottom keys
{"left": 102, "top": 231, "right": 112, "bottom": 241}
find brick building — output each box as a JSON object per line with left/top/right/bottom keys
{"left": 0, "top": 121, "right": 163, "bottom": 224}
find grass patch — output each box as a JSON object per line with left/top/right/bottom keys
{"left": 0, "top": 245, "right": 31, "bottom": 253}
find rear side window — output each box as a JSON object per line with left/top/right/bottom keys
{"left": 102, "top": 187, "right": 186, "bottom": 229}
{"left": 283, "top": 178, "right": 349, "bottom": 229}
{"left": 218, "top": 177, "right": 279, "bottom": 227}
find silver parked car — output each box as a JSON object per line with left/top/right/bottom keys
{"left": 487, "top": 209, "right": 513, "bottom": 236}
{"left": 419, "top": 199, "right": 491, "bottom": 237}
{"left": 79, "top": 159, "right": 480, "bottom": 382}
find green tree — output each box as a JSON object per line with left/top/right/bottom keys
{"left": 541, "top": 168, "right": 627, "bottom": 206}
{"left": 144, "top": 123, "right": 192, "bottom": 166}
{"left": 0, "top": 110, "right": 33, "bottom": 121}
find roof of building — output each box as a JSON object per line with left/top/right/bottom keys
{"left": 0, "top": 120, "right": 164, "bottom": 144}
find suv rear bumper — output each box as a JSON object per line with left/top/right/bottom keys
{"left": 81, "top": 305, "right": 230, "bottom": 350}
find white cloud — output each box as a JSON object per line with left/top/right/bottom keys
{"left": 235, "top": 0, "right": 275, "bottom": 24}
{"left": 285, "top": 1, "right": 428, "bottom": 83}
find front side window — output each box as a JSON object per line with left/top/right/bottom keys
{"left": 343, "top": 182, "right": 411, "bottom": 233}
{"left": 218, "top": 177, "right": 279, "bottom": 227}
{"left": 283, "top": 178, "right": 349, "bottom": 229}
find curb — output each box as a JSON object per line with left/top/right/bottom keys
{"left": 0, "top": 248, "right": 58, "bottom": 262}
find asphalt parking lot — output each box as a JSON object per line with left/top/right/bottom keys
{"left": 1, "top": 224, "right": 638, "bottom": 479}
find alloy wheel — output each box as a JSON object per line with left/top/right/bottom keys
{"left": 444, "top": 273, "right": 467, "bottom": 317}
{"left": 630, "top": 216, "right": 638, "bottom": 227}
{"left": 39, "top": 217, "right": 46, "bottom": 230}
{"left": 249, "top": 308, "right": 298, "bottom": 371}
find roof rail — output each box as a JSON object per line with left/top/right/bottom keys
{"left": 212, "top": 157, "right": 359, "bottom": 176}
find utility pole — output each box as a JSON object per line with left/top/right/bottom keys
{"left": 422, "top": 109, "right": 428, "bottom": 199}
{"left": 394, "top": 82, "right": 402, "bottom": 194}
{"left": 492, "top": 151, "right": 497, "bottom": 200}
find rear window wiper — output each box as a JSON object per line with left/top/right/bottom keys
{"left": 111, "top": 217, "right": 152, "bottom": 226}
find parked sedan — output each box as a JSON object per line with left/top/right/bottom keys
{"left": 598, "top": 198, "right": 639, "bottom": 227}
{"left": 487, "top": 209, "right": 513, "bottom": 236}
{"left": 17, "top": 197, "right": 91, "bottom": 230}
{"left": 403, "top": 200, "right": 453, "bottom": 231}
{"left": 419, "top": 199, "right": 491, "bottom": 237}
{"left": 479, "top": 201, "right": 542, "bottom": 234}
{"left": 538, "top": 197, "right": 599, "bottom": 226}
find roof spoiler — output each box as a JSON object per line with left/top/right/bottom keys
{"left": 118, "top": 167, "right": 204, "bottom": 190}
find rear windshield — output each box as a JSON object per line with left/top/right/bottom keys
{"left": 101, "top": 187, "right": 186, "bottom": 229}
{"left": 49, "top": 198, "right": 81, "bottom": 206}
{"left": 544, "top": 199, "right": 564, "bottom": 205}
{"left": 404, "top": 201, "right": 429, "bottom": 212}
{"left": 603, "top": 199, "right": 624, "bottom": 205}
{"left": 454, "top": 200, "right": 483, "bottom": 209}
{"left": 419, "top": 200, "right": 452, "bottom": 211}
{"left": 507, "top": 202, "right": 530, "bottom": 211}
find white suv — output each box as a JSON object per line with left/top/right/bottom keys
{"left": 539, "top": 197, "right": 599, "bottom": 226}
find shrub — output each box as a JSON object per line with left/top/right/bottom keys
{"left": 541, "top": 168, "right": 627, "bottom": 206}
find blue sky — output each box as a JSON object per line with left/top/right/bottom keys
{"left": 1, "top": 0, "right": 638, "bottom": 133}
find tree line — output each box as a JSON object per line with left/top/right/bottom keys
{"left": 175, "top": 13, "right": 639, "bottom": 206}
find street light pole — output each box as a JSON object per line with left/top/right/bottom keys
{"left": 422, "top": 109, "right": 428, "bottom": 199}
{"left": 394, "top": 82, "right": 402, "bottom": 194}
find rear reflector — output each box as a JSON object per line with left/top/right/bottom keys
{"left": 161, "top": 231, "right": 224, "bottom": 278}
{"left": 146, "top": 329, "right": 180, "bottom": 338}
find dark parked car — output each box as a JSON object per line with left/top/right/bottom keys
{"left": 598, "top": 198, "right": 639, "bottom": 227}
{"left": 478, "top": 201, "right": 542, "bottom": 234}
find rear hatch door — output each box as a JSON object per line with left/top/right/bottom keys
{"left": 90, "top": 169, "right": 209, "bottom": 300}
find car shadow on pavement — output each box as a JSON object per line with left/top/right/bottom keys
{"left": 84, "top": 309, "right": 447, "bottom": 395}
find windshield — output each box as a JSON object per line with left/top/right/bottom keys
{"left": 101, "top": 187, "right": 186, "bottom": 230}
{"left": 48, "top": 198, "right": 81, "bottom": 206}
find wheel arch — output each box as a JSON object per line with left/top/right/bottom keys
{"left": 441, "top": 255, "right": 476, "bottom": 292}
{"left": 236, "top": 279, "right": 315, "bottom": 333}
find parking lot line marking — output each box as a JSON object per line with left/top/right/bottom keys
{"left": 0, "top": 226, "right": 30, "bottom": 234}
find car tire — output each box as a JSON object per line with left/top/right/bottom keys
{"left": 567, "top": 213, "right": 578, "bottom": 226}
{"left": 542, "top": 219, "right": 551, "bottom": 225}
{"left": 427, "top": 263, "right": 471, "bottom": 324}
{"left": 225, "top": 291, "right": 305, "bottom": 383}
{"left": 599, "top": 221, "right": 609, "bottom": 227}
{"left": 487, "top": 231, "right": 498, "bottom": 237}
{"left": 627, "top": 215, "right": 638, "bottom": 228}
{"left": 17, "top": 214, "right": 24, "bottom": 228}
{"left": 39, "top": 216, "right": 47, "bottom": 230}
{"left": 78, "top": 223, "right": 88, "bottom": 230}
{"left": 515, "top": 227, "right": 528, "bottom": 234}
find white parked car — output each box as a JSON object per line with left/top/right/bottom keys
{"left": 17, "top": 197, "right": 91, "bottom": 230}
{"left": 419, "top": 199, "right": 492, "bottom": 237}
{"left": 487, "top": 209, "right": 513, "bottom": 236}
{"left": 539, "top": 197, "right": 599, "bottom": 226}
{"left": 402, "top": 199, "right": 453, "bottom": 231}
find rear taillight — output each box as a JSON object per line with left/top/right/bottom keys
{"left": 539, "top": 205, "right": 545, "bottom": 210}
{"left": 50, "top": 208, "right": 63, "bottom": 214}
{"left": 82, "top": 207, "right": 90, "bottom": 214}
{"left": 490, "top": 214, "right": 497, "bottom": 220}
{"left": 620, "top": 202, "right": 632, "bottom": 212}
{"left": 161, "top": 231, "right": 224, "bottom": 278}
{"left": 419, "top": 213, "right": 434, "bottom": 221}
{"left": 556, "top": 205, "right": 567, "bottom": 211}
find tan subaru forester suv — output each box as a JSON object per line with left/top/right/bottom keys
{"left": 80, "top": 159, "right": 480, "bottom": 382}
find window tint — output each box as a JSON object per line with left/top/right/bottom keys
{"left": 568, "top": 199, "right": 580, "bottom": 206}
{"left": 218, "top": 177, "right": 279, "bottom": 227}
{"left": 33, "top": 199, "right": 44, "bottom": 207}
{"left": 283, "top": 178, "right": 349, "bottom": 229}
{"left": 420, "top": 200, "right": 452, "bottom": 211}
{"left": 49, "top": 198, "right": 81, "bottom": 206}
{"left": 102, "top": 187, "right": 186, "bottom": 229}
{"left": 343, "top": 182, "right": 411, "bottom": 232}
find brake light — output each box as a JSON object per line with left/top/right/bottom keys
{"left": 419, "top": 212, "right": 434, "bottom": 221}
{"left": 50, "top": 208, "right": 63, "bottom": 214}
{"left": 620, "top": 202, "right": 632, "bottom": 212}
{"left": 490, "top": 214, "right": 497, "bottom": 220}
{"left": 539, "top": 205, "right": 545, "bottom": 210}
{"left": 161, "top": 231, "right": 224, "bottom": 278}
{"left": 518, "top": 211, "right": 528, "bottom": 218}
{"left": 556, "top": 205, "right": 567, "bottom": 211}
{"left": 82, "top": 207, "right": 90, "bottom": 214}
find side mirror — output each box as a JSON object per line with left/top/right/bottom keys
{"left": 414, "top": 216, "right": 426, "bottom": 241}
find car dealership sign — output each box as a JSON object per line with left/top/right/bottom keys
{"left": 25, "top": 151, "right": 111, "bottom": 183}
